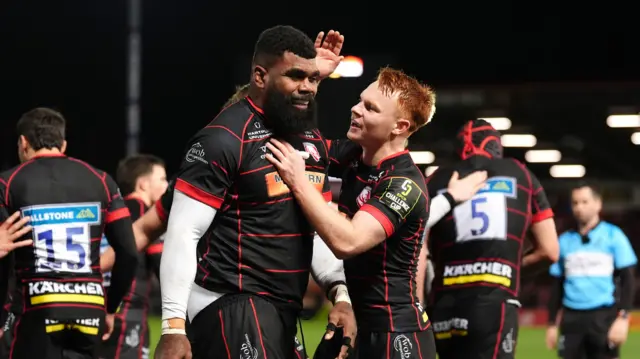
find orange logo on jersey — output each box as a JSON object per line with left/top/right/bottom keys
{"left": 265, "top": 171, "right": 325, "bottom": 197}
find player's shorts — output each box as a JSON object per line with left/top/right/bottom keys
{"left": 314, "top": 327, "right": 436, "bottom": 359}
{"left": 98, "top": 308, "right": 150, "bottom": 359}
{"left": 187, "top": 293, "right": 307, "bottom": 359}
{"left": 558, "top": 306, "right": 619, "bottom": 359}
{"left": 430, "top": 298, "right": 519, "bottom": 359}
{"left": 0, "top": 310, "right": 16, "bottom": 359}
{"left": 7, "top": 309, "right": 105, "bottom": 359}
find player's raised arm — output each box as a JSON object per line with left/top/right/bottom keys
{"left": 102, "top": 175, "right": 138, "bottom": 315}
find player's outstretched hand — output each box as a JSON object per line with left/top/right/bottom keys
{"left": 0, "top": 211, "right": 32, "bottom": 259}
{"left": 446, "top": 171, "right": 487, "bottom": 202}
{"left": 325, "top": 301, "right": 357, "bottom": 359}
{"left": 314, "top": 30, "right": 345, "bottom": 79}
{"left": 154, "top": 334, "right": 192, "bottom": 359}
{"left": 266, "top": 139, "right": 309, "bottom": 192}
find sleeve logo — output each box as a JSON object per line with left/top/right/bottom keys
{"left": 185, "top": 142, "right": 207, "bottom": 164}
{"left": 379, "top": 178, "right": 421, "bottom": 219}
{"left": 356, "top": 186, "right": 371, "bottom": 207}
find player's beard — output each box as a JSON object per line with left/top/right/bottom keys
{"left": 262, "top": 85, "right": 318, "bottom": 138}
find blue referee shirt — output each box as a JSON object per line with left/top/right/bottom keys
{"left": 549, "top": 221, "right": 637, "bottom": 310}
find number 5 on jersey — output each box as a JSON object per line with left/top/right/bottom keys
{"left": 22, "top": 203, "right": 101, "bottom": 274}
{"left": 452, "top": 177, "right": 517, "bottom": 242}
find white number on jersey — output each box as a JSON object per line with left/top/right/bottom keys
{"left": 451, "top": 176, "right": 517, "bottom": 243}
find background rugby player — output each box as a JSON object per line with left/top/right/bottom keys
{"left": 546, "top": 183, "right": 637, "bottom": 359}
{"left": 99, "top": 154, "right": 168, "bottom": 359}
{"left": 425, "top": 119, "right": 559, "bottom": 359}
{"left": 155, "top": 26, "right": 356, "bottom": 359}
{"left": 0, "top": 107, "right": 138, "bottom": 359}
{"left": 266, "top": 67, "right": 439, "bottom": 359}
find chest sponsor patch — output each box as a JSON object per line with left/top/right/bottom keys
{"left": 265, "top": 171, "right": 325, "bottom": 197}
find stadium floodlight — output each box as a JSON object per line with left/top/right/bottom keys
{"left": 549, "top": 164, "right": 585, "bottom": 178}
{"left": 329, "top": 56, "right": 363, "bottom": 79}
{"left": 425, "top": 166, "right": 439, "bottom": 177}
{"left": 525, "top": 149, "right": 562, "bottom": 163}
{"left": 631, "top": 132, "right": 640, "bottom": 145}
{"left": 606, "top": 114, "right": 640, "bottom": 128}
{"left": 410, "top": 151, "right": 435, "bottom": 164}
{"left": 479, "top": 117, "right": 512, "bottom": 131}
{"left": 501, "top": 134, "right": 537, "bottom": 148}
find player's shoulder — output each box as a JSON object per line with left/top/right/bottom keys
{"left": 65, "top": 156, "right": 111, "bottom": 180}
{"left": 598, "top": 221, "right": 625, "bottom": 236}
{"left": 388, "top": 161, "right": 428, "bottom": 192}
{"left": 199, "top": 99, "right": 258, "bottom": 139}
{"left": 425, "top": 164, "right": 457, "bottom": 189}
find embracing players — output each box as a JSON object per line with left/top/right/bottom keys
{"left": 424, "top": 119, "right": 559, "bottom": 359}
{"left": 266, "top": 67, "right": 439, "bottom": 359}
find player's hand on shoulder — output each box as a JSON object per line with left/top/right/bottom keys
{"left": 266, "top": 139, "right": 309, "bottom": 192}
{"left": 154, "top": 333, "right": 192, "bottom": 359}
{"left": 314, "top": 30, "right": 345, "bottom": 79}
{"left": 0, "top": 211, "right": 32, "bottom": 258}
{"left": 326, "top": 301, "right": 357, "bottom": 359}
{"left": 446, "top": 171, "right": 487, "bottom": 202}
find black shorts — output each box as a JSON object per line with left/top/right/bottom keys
{"left": 97, "top": 308, "right": 150, "bottom": 359}
{"left": 187, "top": 293, "right": 306, "bottom": 359}
{"left": 430, "top": 299, "right": 519, "bottom": 359}
{"left": 7, "top": 309, "right": 105, "bottom": 359}
{"left": 314, "top": 327, "right": 436, "bottom": 359}
{"left": 0, "top": 311, "right": 16, "bottom": 359}
{"left": 558, "top": 306, "right": 619, "bottom": 359}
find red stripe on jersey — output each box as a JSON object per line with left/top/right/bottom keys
{"left": 106, "top": 207, "right": 130, "bottom": 223}
{"left": 155, "top": 200, "right": 167, "bottom": 223}
{"left": 175, "top": 178, "right": 223, "bottom": 209}
{"left": 146, "top": 243, "right": 163, "bottom": 255}
{"left": 532, "top": 208, "right": 554, "bottom": 223}
{"left": 360, "top": 204, "right": 394, "bottom": 237}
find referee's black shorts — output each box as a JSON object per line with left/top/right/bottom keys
{"left": 558, "top": 306, "right": 619, "bottom": 359}
{"left": 7, "top": 309, "right": 105, "bottom": 359}
{"left": 430, "top": 298, "right": 519, "bottom": 359}
{"left": 314, "top": 327, "right": 436, "bottom": 359}
{"left": 188, "top": 293, "right": 307, "bottom": 359}
{"left": 97, "top": 308, "right": 150, "bottom": 359}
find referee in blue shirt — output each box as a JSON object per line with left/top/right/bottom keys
{"left": 546, "top": 183, "right": 637, "bottom": 359}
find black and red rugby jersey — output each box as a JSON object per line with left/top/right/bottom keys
{"left": 173, "top": 97, "right": 332, "bottom": 310}
{"left": 426, "top": 156, "right": 554, "bottom": 303}
{"left": 0, "top": 154, "right": 137, "bottom": 319}
{"left": 328, "top": 139, "right": 431, "bottom": 332}
{"left": 118, "top": 196, "right": 163, "bottom": 311}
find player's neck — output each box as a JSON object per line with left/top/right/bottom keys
{"left": 128, "top": 191, "right": 152, "bottom": 207}
{"left": 31, "top": 148, "right": 63, "bottom": 158}
{"left": 361, "top": 141, "right": 406, "bottom": 167}
{"left": 578, "top": 216, "right": 600, "bottom": 235}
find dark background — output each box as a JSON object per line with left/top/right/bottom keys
{"left": 2, "top": 1, "right": 640, "bottom": 180}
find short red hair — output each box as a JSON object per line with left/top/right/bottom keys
{"left": 377, "top": 67, "right": 436, "bottom": 132}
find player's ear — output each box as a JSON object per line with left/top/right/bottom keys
{"left": 252, "top": 65, "right": 268, "bottom": 89}
{"left": 60, "top": 140, "right": 67, "bottom": 154}
{"left": 18, "top": 135, "right": 29, "bottom": 152}
{"left": 391, "top": 118, "right": 411, "bottom": 136}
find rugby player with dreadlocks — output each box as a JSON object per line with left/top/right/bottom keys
{"left": 423, "top": 119, "right": 559, "bottom": 359}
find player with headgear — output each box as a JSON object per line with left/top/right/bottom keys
{"left": 423, "top": 119, "right": 559, "bottom": 359}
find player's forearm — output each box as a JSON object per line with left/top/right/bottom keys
{"left": 618, "top": 265, "right": 636, "bottom": 311}
{"left": 547, "top": 277, "right": 564, "bottom": 326}
{"left": 160, "top": 190, "right": 215, "bottom": 329}
{"left": 134, "top": 208, "right": 167, "bottom": 251}
{"left": 292, "top": 181, "right": 360, "bottom": 259}
{"left": 426, "top": 193, "right": 456, "bottom": 229}
{"left": 100, "top": 248, "right": 116, "bottom": 272}
{"left": 310, "top": 234, "right": 347, "bottom": 299}
{"left": 105, "top": 217, "right": 139, "bottom": 313}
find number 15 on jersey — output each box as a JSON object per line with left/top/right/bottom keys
{"left": 22, "top": 203, "right": 101, "bottom": 274}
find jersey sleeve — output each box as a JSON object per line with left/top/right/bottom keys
{"left": 528, "top": 168, "right": 554, "bottom": 223}
{"left": 174, "top": 129, "right": 240, "bottom": 209}
{"left": 360, "top": 176, "right": 426, "bottom": 237}
{"left": 611, "top": 226, "right": 638, "bottom": 269}
{"left": 146, "top": 236, "right": 164, "bottom": 278}
{"left": 0, "top": 179, "right": 8, "bottom": 223}
{"left": 154, "top": 182, "right": 174, "bottom": 225}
